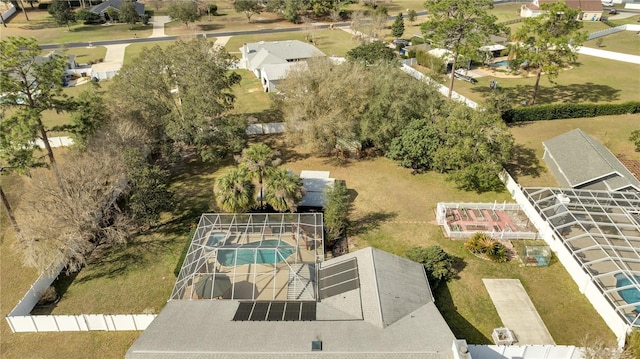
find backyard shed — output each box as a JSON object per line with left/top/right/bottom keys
{"left": 543, "top": 128, "right": 640, "bottom": 192}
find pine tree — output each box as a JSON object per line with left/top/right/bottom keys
{"left": 391, "top": 12, "right": 405, "bottom": 39}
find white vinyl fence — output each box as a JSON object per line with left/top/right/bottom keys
{"left": 6, "top": 259, "right": 156, "bottom": 333}
{"left": 0, "top": 5, "right": 16, "bottom": 24}
{"left": 400, "top": 64, "right": 479, "bottom": 109}
{"left": 246, "top": 122, "right": 286, "bottom": 135}
{"left": 7, "top": 313, "right": 156, "bottom": 332}
{"left": 499, "top": 170, "right": 630, "bottom": 348}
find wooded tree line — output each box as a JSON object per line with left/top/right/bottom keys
{"left": 273, "top": 57, "right": 514, "bottom": 192}
{"left": 0, "top": 37, "right": 245, "bottom": 275}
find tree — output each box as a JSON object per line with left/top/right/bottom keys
{"left": 391, "top": 12, "right": 404, "bottom": 39}
{"left": 509, "top": 2, "right": 586, "bottom": 105}
{"left": 422, "top": 0, "right": 503, "bottom": 98}
{"left": 109, "top": 39, "right": 244, "bottom": 163}
{"left": 236, "top": 143, "right": 281, "bottom": 209}
{"left": 16, "top": 149, "right": 132, "bottom": 275}
{"left": 48, "top": 0, "right": 76, "bottom": 31}
{"left": 0, "top": 171, "right": 23, "bottom": 240}
{"left": 214, "top": 167, "right": 255, "bottom": 213}
{"left": 0, "top": 37, "right": 72, "bottom": 185}
{"left": 274, "top": 58, "right": 370, "bottom": 153}
{"left": 407, "top": 9, "right": 416, "bottom": 24}
{"left": 106, "top": 6, "right": 119, "bottom": 22}
{"left": 630, "top": 130, "right": 640, "bottom": 152}
{"left": 406, "top": 245, "right": 455, "bottom": 288}
{"left": 75, "top": 8, "right": 100, "bottom": 23}
{"left": 323, "top": 180, "right": 349, "bottom": 245}
{"left": 119, "top": 0, "right": 139, "bottom": 29}
{"left": 346, "top": 41, "right": 396, "bottom": 66}
{"left": 123, "top": 149, "right": 173, "bottom": 227}
{"left": 234, "top": 0, "right": 262, "bottom": 23}
{"left": 167, "top": 0, "right": 201, "bottom": 28}
{"left": 388, "top": 103, "right": 513, "bottom": 192}
{"left": 263, "top": 168, "right": 304, "bottom": 212}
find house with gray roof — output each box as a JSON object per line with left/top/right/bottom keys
{"left": 543, "top": 128, "right": 640, "bottom": 192}
{"left": 240, "top": 40, "right": 325, "bottom": 91}
{"left": 125, "top": 213, "right": 456, "bottom": 358}
{"left": 89, "top": 0, "right": 145, "bottom": 21}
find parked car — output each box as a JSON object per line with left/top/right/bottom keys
{"left": 609, "top": 8, "right": 618, "bottom": 14}
{"left": 392, "top": 39, "right": 410, "bottom": 46}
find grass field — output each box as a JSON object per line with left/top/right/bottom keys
{"left": 447, "top": 54, "right": 640, "bottom": 105}
{"left": 1, "top": 9, "right": 152, "bottom": 44}
{"left": 585, "top": 30, "right": 640, "bottom": 56}
{"left": 122, "top": 40, "right": 174, "bottom": 65}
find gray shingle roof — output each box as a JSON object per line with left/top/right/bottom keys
{"left": 543, "top": 128, "right": 640, "bottom": 191}
{"left": 126, "top": 247, "right": 454, "bottom": 358}
{"left": 89, "top": 0, "right": 145, "bottom": 16}
{"left": 242, "top": 40, "right": 325, "bottom": 71}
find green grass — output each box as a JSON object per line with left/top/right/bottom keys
{"left": 490, "top": 2, "right": 527, "bottom": 23}
{"left": 231, "top": 69, "right": 276, "bottom": 120}
{"left": 448, "top": 54, "right": 640, "bottom": 105}
{"left": 507, "top": 114, "right": 639, "bottom": 187}
{"left": 585, "top": 30, "right": 640, "bottom": 55}
{"left": 42, "top": 46, "right": 107, "bottom": 65}
{"left": 122, "top": 40, "right": 174, "bottom": 65}
{"left": 1, "top": 9, "right": 152, "bottom": 44}
{"left": 224, "top": 29, "right": 358, "bottom": 58}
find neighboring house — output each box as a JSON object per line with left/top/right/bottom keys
{"left": 543, "top": 128, "right": 640, "bottom": 192}
{"left": 260, "top": 62, "right": 306, "bottom": 93}
{"left": 36, "top": 50, "right": 77, "bottom": 71}
{"left": 239, "top": 40, "right": 325, "bottom": 91}
{"left": 89, "top": 0, "right": 145, "bottom": 21}
{"left": 125, "top": 213, "right": 458, "bottom": 358}
{"left": 521, "top": 0, "right": 603, "bottom": 20}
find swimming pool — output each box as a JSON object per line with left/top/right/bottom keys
{"left": 490, "top": 60, "right": 509, "bottom": 67}
{"left": 206, "top": 231, "right": 229, "bottom": 247}
{"left": 615, "top": 273, "right": 640, "bottom": 311}
{"left": 216, "top": 240, "right": 295, "bottom": 266}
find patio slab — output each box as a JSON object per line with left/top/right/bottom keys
{"left": 483, "top": 278, "right": 555, "bottom": 345}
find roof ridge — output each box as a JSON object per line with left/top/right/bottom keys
{"left": 368, "top": 247, "right": 385, "bottom": 328}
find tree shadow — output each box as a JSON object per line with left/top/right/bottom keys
{"left": 503, "top": 144, "right": 545, "bottom": 180}
{"left": 30, "top": 271, "right": 79, "bottom": 315}
{"left": 433, "top": 282, "right": 493, "bottom": 344}
{"left": 451, "top": 256, "right": 467, "bottom": 280}
{"left": 196, "top": 23, "right": 224, "bottom": 31}
{"left": 244, "top": 109, "right": 284, "bottom": 124}
{"left": 348, "top": 211, "right": 397, "bottom": 236}
{"left": 471, "top": 82, "right": 621, "bottom": 104}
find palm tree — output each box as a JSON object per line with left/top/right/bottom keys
{"left": 214, "top": 168, "right": 255, "bottom": 213}
{"left": 264, "top": 168, "right": 305, "bottom": 213}
{"left": 236, "top": 143, "right": 281, "bottom": 209}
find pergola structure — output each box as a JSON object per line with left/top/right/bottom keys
{"left": 171, "top": 213, "right": 324, "bottom": 301}
{"left": 523, "top": 188, "right": 640, "bottom": 328}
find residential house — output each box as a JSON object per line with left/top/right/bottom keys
{"left": 239, "top": 40, "right": 325, "bottom": 92}
{"left": 521, "top": 0, "right": 603, "bottom": 20}
{"left": 89, "top": 0, "right": 145, "bottom": 21}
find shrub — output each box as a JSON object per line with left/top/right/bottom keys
{"left": 410, "top": 36, "right": 424, "bottom": 45}
{"left": 465, "top": 232, "right": 509, "bottom": 263}
{"left": 208, "top": 3, "right": 217, "bottom": 15}
{"left": 502, "top": 101, "right": 640, "bottom": 123}
{"left": 415, "top": 50, "right": 446, "bottom": 74}
{"left": 630, "top": 130, "right": 640, "bottom": 152}
{"left": 406, "top": 245, "right": 455, "bottom": 288}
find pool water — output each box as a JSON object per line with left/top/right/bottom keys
{"left": 217, "top": 240, "right": 295, "bottom": 266}
{"left": 490, "top": 60, "right": 509, "bottom": 67}
{"left": 615, "top": 273, "right": 640, "bottom": 311}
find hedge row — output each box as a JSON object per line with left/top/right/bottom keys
{"left": 502, "top": 101, "right": 640, "bottom": 123}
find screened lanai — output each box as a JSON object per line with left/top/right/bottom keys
{"left": 171, "top": 213, "right": 324, "bottom": 301}
{"left": 523, "top": 188, "right": 640, "bottom": 327}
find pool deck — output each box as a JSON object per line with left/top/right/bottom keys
{"left": 483, "top": 279, "right": 555, "bottom": 345}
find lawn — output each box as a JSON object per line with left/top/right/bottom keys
{"left": 230, "top": 69, "right": 278, "bottom": 122}
{"left": 122, "top": 40, "right": 174, "bottom": 65}
{"left": 585, "top": 30, "right": 640, "bottom": 56}
{"left": 1, "top": 9, "right": 152, "bottom": 44}
{"left": 41, "top": 46, "right": 107, "bottom": 65}
{"left": 490, "top": 2, "right": 526, "bottom": 23}
{"left": 507, "top": 114, "right": 639, "bottom": 188}
{"left": 447, "top": 54, "right": 640, "bottom": 105}
{"left": 224, "top": 29, "right": 358, "bottom": 57}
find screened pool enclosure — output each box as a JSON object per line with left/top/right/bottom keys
{"left": 523, "top": 188, "right": 640, "bottom": 328}
{"left": 171, "top": 213, "right": 324, "bottom": 301}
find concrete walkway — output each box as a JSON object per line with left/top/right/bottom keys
{"left": 150, "top": 16, "right": 171, "bottom": 38}
{"left": 483, "top": 279, "right": 555, "bottom": 345}
{"left": 214, "top": 36, "right": 231, "bottom": 48}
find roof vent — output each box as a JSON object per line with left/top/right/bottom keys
{"left": 311, "top": 340, "right": 322, "bottom": 351}
{"left": 556, "top": 193, "right": 570, "bottom": 204}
